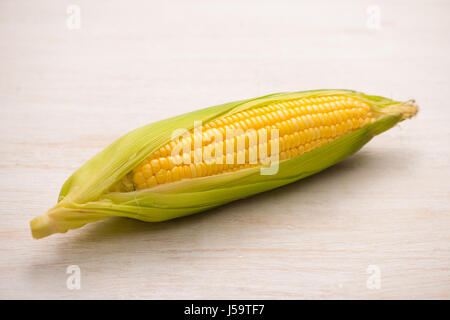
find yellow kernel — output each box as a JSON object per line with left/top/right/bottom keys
{"left": 166, "top": 170, "right": 173, "bottom": 183}
{"left": 190, "top": 164, "right": 197, "bottom": 178}
{"left": 147, "top": 176, "right": 157, "bottom": 187}
{"left": 171, "top": 167, "right": 180, "bottom": 181}
{"left": 142, "top": 164, "right": 153, "bottom": 178}
{"left": 151, "top": 159, "right": 160, "bottom": 173}
{"left": 133, "top": 172, "right": 146, "bottom": 185}
{"left": 155, "top": 170, "right": 167, "bottom": 184}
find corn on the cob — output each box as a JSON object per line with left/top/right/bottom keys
{"left": 121, "top": 95, "right": 373, "bottom": 191}
{"left": 30, "top": 90, "right": 418, "bottom": 239}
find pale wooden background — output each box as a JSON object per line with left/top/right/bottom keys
{"left": 0, "top": 0, "right": 449, "bottom": 299}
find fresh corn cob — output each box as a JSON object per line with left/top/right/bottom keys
{"left": 30, "top": 90, "right": 418, "bottom": 239}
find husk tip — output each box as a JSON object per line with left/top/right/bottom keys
{"left": 399, "top": 99, "right": 419, "bottom": 120}
{"left": 30, "top": 212, "right": 56, "bottom": 239}
{"left": 373, "top": 99, "right": 419, "bottom": 121}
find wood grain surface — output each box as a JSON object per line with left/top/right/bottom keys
{"left": 0, "top": 0, "right": 449, "bottom": 299}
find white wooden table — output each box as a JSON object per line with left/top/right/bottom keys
{"left": 0, "top": 0, "right": 449, "bottom": 299}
